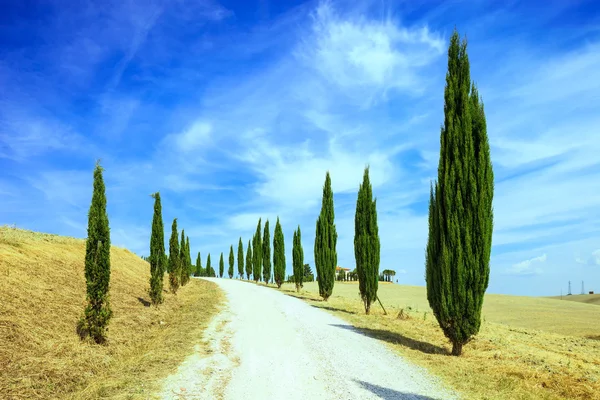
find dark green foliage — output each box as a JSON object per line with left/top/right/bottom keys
{"left": 245, "top": 240, "right": 252, "bottom": 280}
{"left": 228, "top": 245, "right": 234, "bottom": 278}
{"left": 292, "top": 226, "right": 304, "bottom": 292}
{"left": 273, "top": 218, "right": 286, "bottom": 288}
{"left": 262, "top": 220, "right": 271, "bottom": 284}
{"left": 195, "top": 252, "right": 202, "bottom": 277}
{"left": 78, "top": 161, "right": 112, "bottom": 344}
{"left": 206, "top": 253, "right": 213, "bottom": 277}
{"left": 314, "top": 172, "right": 337, "bottom": 301}
{"left": 179, "top": 230, "right": 188, "bottom": 286}
{"left": 237, "top": 238, "right": 244, "bottom": 278}
{"left": 219, "top": 252, "right": 224, "bottom": 278}
{"left": 149, "top": 192, "right": 165, "bottom": 305}
{"left": 426, "top": 30, "right": 494, "bottom": 356}
{"left": 354, "top": 167, "right": 380, "bottom": 314}
{"left": 168, "top": 219, "right": 181, "bottom": 293}
{"left": 252, "top": 219, "right": 262, "bottom": 283}
{"left": 303, "top": 263, "right": 313, "bottom": 281}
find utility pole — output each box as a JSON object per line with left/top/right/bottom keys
{"left": 568, "top": 281, "right": 572, "bottom": 296}
{"left": 581, "top": 281, "right": 585, "bottom": 295}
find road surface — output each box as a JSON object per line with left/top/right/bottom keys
{"left": 161, "top": 278, "right": 457, "bottom": 400}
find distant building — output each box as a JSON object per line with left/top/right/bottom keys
{"left": 335, "top": 266, "right": 350, "bottom": 280}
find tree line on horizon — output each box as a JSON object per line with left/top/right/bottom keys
{"left": 78, "top": 29, "right": 493, "bottom": 356}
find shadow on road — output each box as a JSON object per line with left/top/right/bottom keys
{"left": 330, "top": 324, "right": 448, "bottom": 355}
{"left": 354, "top": 380, "right": 440, "bottom": 400}
{"left": 310, "top": 304, "right": 356, "bottom": 314}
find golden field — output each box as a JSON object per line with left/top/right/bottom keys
{"left": 0, "top": 226, "right": 222, "bottom": 400}
{"left": 279, "top": 280, "right": 600, "bottom": 400}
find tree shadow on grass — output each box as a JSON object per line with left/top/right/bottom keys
{"left": 288, "top": 294, "right": 322, "bottom": 303}
{"left": 330, "top": 324, "right": 448, "bottom": 355}
{"left": 311, "top": 304, "right": 356, "bottom": 314}
{"left": 354, "top": 380, "right": 440, "bottom": 400}
{"left": 137, "top": 297, "right": 151, "bottom": 307}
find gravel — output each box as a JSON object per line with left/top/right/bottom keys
{"left": 161, "top": 278, "right": 458, "bottom": 400}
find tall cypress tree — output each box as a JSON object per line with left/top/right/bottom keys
{"left": 206, "top": 253, "right": 212, "bottom": 277}
{"left": 314, "top": 172, "right": 337, "bottom": 301}
{"left": 219, "top": 252, "right": 224, "bottom": 278}
{"left": 273, "top": 217, "right": 286, "bottom": 288}
{"left": 292, "top": 226, "right": 304, "bottom": 292}
{"left": 195, "top": 251, "right": 202, "bottom": 277}
{"left": 245, "top": 240, "right": 252, "bottom": 280}
{"left": 354, "top": 167, "right": 380, "bottom": 314}
{"left": 426, "top": 30, "right": 494, "bottom": 356}
{"left": 262, "top": 220, "right": 271, "bottom": 284}
{"left": 78, "top": 161, "right": 112, "bottom": 344}
{"left": 228, "top": 245, "right": 234, "bottom": 278}
{"left": 168, "top": 219, "right": 180, "bottom": 293}
{"left": 149, "top": 192, "right": 165, "bottom": 305}
{"left": 237, "top": 238, "right": 244, "bottom": 279}
{"left": 252, "top": 219, "right": 262, "bottom": 283}
{"left": 184, "top": 236, "right": 191, "bottom": 284}
{"left": 179, "top": 230, "right": 187, "bottom": 286}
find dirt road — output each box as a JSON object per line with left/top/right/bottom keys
{"left": 160, "top": 278, "right": 457, "bottom": 400}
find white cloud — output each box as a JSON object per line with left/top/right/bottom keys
{"left": 505, "top": 254, "right": 547, "bottom": 276}
{"left": 171, "top": 120, "right": 213, "bottom": 152}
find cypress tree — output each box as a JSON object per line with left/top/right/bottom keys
{"left": 78, "top": 161, "right": 112, "bottom": 344}
{"left": 292, "top": 226, "right": 304, "bottom": 292}
{"left": 228, "top": 245, "right": 234, "bottom": 278}
{"left": 426, "top": 30, "right": 494, "bottom": 356}
{"left": 206, "top": 253, "right": 212, "bottom": 277}
{"left": 354, "top": 167, "right": 380, "bottom": 314}
{"left": 237, "top": 238, "right": 244, "bottom": 279}
{"left": 252, "top": 219, "right": 262, "bottom": 283}
{"left": 314, "top": 172, "right": 337, "bottom": 301}
{"left": 184, "top": 236, "right": 191, "bottom": 283}
{"left": 179, "top": 230, "right": 187, "bottom": 286}
{"left": 195, "top": 251, "right": 202, "bottom": 277}
{"left": 273, "top": 217, "right": 286, "bottom": 288}
{"left": 262, "top": 219, "right": 271, "bottom": 284}
{"left": 168, "top": 219, "right": 180, "bottom": 293}
{"left": 149, "top": 192, "right": 165, "bottom": 305}
{"left": 219, "top": 252, "right": 224, "bottom": 278}
{"left": 245, "top": 240, "right": 252, "bottom": 280}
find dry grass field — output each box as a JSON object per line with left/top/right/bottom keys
{"left": 547, "top": 293, "right": 600, "bottom": 306}
{"left": 0, "top": 226, "right": 223, "bottom": 400}
{"left": 279, "top": 281, "right": 600, "bottom": 400}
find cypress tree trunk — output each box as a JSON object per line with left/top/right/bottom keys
{"left": 245, "top": 240, "right": 252, "bottom": 280}
{"left": 195, "top": 252, "right": 202, "bottom": 277}
{"left": 219, "top": 252, "right": 224, "bottom": 278}
{"left": 253, "top": 219, "right": 262, "bottom": 283}
{"left": 149, "top": 192, "right": 165, "bottom": 305}
{"left": 78, "top": 161, "right": 112, "bottom": 344}
{"left": 425, "top": 30, "right": 494, "bottom": 356}
{"left": 314, "top": 172, "right": 337, "bottom": 301}
{"left": 229, "top": 245, "right": 235, "bottom": 278}
{"left": 354, "top": 167, "right": 380, "bottom": 315}
{"left": 262, "top": 220, "right": 271, "bottom": 284}
{"left": 292, "top": 226, "right": 304, "bottom": 292}
{"left": 237, "top": 238, "right": 244, "bottom": 279}
{"left": 168, "top": 219, "right": 181, "bottom": 293}
{"left": 273, "top": 217, "right": 286, "bottom": 288}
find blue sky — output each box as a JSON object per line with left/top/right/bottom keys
{"left": 1, "top": 0, "right": 599, "bottom": 296}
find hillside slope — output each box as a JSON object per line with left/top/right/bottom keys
{"left": 548, "top": 293, "right": 600, "bottom": 306}
{"left": 0, "top": 226, "right": 222, "bottom": 399}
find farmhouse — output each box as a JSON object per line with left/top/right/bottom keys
{"left": 335, "top": 266, "right": 350, "bottom": 280}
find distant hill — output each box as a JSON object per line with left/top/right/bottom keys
{"left": 547, "top": 293, "right": 600, "bottom": 306}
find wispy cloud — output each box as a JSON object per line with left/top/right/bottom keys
{"left": 505, "top": 254, "right": 547, "bottom": 276}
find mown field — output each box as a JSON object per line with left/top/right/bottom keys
{"left": 547, "top": 293, "right": 600, "bottom": 307}
{"left": 278, "top": 281, "right": 600, "bottom": 400}
{"left": 0, "top": 227, "right": 223, "bottom": 399}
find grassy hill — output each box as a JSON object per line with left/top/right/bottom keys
{"left": 0, "top": 226, "right": 222, "bottom": 399}
{"left": 279, "top": 281, "right": 600, "bottom": 400}
{"left": 547, "top": 293, "right": 600, "bottom": 306}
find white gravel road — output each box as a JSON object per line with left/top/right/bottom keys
{"left": 161, "top": 278, "right": 458, "bottom": 400}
